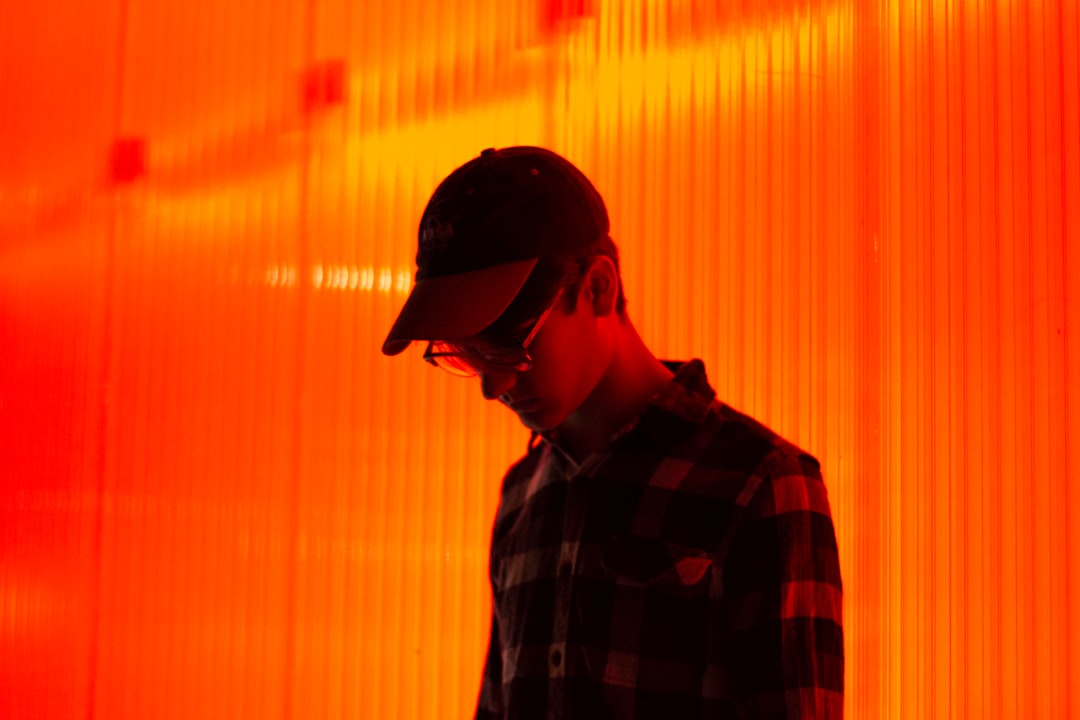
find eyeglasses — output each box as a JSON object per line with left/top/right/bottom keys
{"left": 423, "top": 288, "right": 564, "bottom": 378}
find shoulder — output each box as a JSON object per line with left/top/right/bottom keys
{"left": 500, "top": 436, "right": 545, "bottom": 491}
{"left": 621, "top": 399, "right": 832, "bottom": 551}
{"left": 490, "top": 437, "right": 547, "bottom": 527}
{"left": 655, "top": 398, "right": 821, "bottom": 488}
{"left": 644, "top": 359, "right": 820, "bottom": 483}
{"left": 701, "top": 403, "right": 828, "bottom": 517}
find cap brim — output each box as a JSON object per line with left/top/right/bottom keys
{"left": 381, "top": 258, "right": 538, "bottom": 356}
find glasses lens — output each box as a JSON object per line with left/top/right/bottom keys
{"left": 437, "top": 356, "right": 478, "bottom": 377}
{"left": 481, "top": 348, "right": 531, "bottom": 372}
{"left": 427, "top": 342, "right": 479, "bottom": 377}
{"left": 427, "top": 341, "right": 533, "bottom": 376}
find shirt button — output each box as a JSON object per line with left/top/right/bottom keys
{"left": 559, "top": 562, "right": 572, "bottom": 577}
{"left": 551, "top": 650, "right": 562, "bottom": 668}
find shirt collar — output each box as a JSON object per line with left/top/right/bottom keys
{"left": 623, "top": 359, "right": 716, "bottom": 451}
{"left": 651, "top": 359, "right": 716, "bottom": 424}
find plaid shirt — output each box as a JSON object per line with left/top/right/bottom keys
{"left": 475, "top": 359, "right": 844, "bottom": 719}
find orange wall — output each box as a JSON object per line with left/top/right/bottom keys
{"left": 1, "top": 1, "right": 1078, "bottom": 718}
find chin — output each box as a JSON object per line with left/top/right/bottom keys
{"left": 514, "top": 406, "right": 564, "bottom": 432}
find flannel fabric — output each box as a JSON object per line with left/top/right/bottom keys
{"left": 475, "top": 359, "right": 844, "bottom": 719}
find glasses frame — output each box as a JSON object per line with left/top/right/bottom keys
{"left": 423, "top": 287, "right": 565, "bottom": 377}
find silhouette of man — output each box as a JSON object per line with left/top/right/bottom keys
{"left": 382, "top": 146, "right": 844, "bottom": 718}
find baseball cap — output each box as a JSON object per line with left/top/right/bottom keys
{"left": 381, "top": 146, "right": 610, "bottom": 356}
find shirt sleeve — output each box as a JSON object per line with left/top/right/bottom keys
{"left": 474, "top": 611, "right": 504, "bottom": 719}
{"left": 722, "top": 450, "right": 845, "bottom": 719}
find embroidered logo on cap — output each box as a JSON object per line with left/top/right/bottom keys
{"left": 419, "top": 189, "right": 456, "bottom": 254}
{"left": 420, "top": 221, "right": 453, "bottom": 253}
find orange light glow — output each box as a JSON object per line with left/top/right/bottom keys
{"left": 1, "top": 1, "right": 1078, "bottom": 719}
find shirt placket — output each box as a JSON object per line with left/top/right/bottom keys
{"left": 547, "top": 450, "right": 603, "bottom": 718}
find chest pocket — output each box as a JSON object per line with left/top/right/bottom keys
{"left": 601, "top": 534, "right": 714, "bottom": 589}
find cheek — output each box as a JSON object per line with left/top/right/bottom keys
{"left": 523, "top": 334, "right": 571, "bottom": 395}
{"left": 534, "top": 321, "right": 600, "bottom": 395}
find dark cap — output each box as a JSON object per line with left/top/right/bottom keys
{"left": 381, "top": 146, "right": 610, "bottom": 356}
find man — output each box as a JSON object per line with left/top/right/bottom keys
{"left": 382, "top": 146, "right": 844, "bottom": 718}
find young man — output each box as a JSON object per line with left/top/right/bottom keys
{"left": 382, "top": 146, "right": 844, "bottom": 718}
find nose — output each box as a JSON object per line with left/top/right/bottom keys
{"left": 479, "top": 367, "right": 517, "bottom": 401}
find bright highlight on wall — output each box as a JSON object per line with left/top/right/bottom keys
{"left": 1, "top": 1, "right": 1077, "bottom": 719}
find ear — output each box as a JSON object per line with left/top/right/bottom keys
{"left": 583, "top": 256, "right": 618, "bottom": 317}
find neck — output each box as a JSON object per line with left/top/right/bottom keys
{"left": 553, "top": 319, "right": 674, "bottom": 464}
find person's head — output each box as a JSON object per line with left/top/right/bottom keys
{"left": 382, "top": 146, "right": 629, "bottom": 430}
